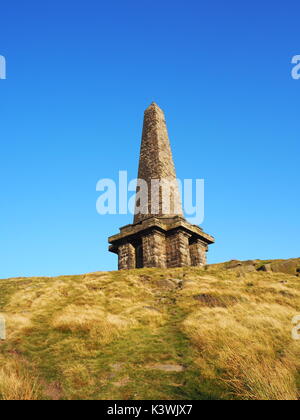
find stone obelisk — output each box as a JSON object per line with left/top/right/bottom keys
{"left": 108, "top": 103, "right": 214, "bottom": 270}
{"left": 134, "top": 103, "right": 183, "bottom": 223}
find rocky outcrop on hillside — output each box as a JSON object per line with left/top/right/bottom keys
{"left": 207, "top": 258, "right": 300, "bottom": 276}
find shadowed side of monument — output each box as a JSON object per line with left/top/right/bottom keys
{"left": 108, "top": 103, "right": 214, "bottom": 270}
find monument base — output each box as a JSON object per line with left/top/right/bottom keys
{"left": 108, "top": 216, "right": 214, "bottom": 270}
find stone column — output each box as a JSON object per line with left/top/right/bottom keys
{"left": 166, "top": 230, "right": 191, "bottom": 268}
{"left": 142, "top": 230, "right": 167, "bottom": 268}
{"left": 118, "top": 243, "right": 136, "bottom": 270}
{"left": 189, "top": 240, "right": 207, "bottom": 266}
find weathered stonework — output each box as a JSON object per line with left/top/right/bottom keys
{"left": 108, "top": 103, "right": 215, "bottom": 270}
{"left": 166, "top": 230, "right": 191, "bottom": 268}
{"left": 134, "top": 103, "right": 183, "bottom": 224}
{"left": 142, "top": 230, "right": 167, "bottom": 268}
{"left": 118, "top": 243, "right": 136, "bottom": 270}
{"left": 189, "top": 239, "right": 207, "bottom": 267}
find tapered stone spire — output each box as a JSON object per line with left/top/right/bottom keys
{"left": 134, "top": 103, "right": 183, "bottom": 223}
{"left": 108, "top": 103, "right": 215, "bottom": 270}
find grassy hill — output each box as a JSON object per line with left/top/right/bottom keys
{"left": 0, "top": 259, "right": 299, "bottom": 400}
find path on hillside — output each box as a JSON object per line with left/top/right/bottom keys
{"left": 1, "top": 274, "right": 225, "bottom": 400}
{"left": 91, "top": 280, "right": 222, "bottom": 400}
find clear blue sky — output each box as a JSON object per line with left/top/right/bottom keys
{"left": 0, "top": 0, "right": 299, "bottom": 278}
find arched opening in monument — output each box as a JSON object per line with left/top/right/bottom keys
{"left": 135, "top": 241, "right": 144, "bottom": 269}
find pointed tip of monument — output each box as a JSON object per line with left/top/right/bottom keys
{"left": 145, "top": 102, "right": 164, "bottom": 113}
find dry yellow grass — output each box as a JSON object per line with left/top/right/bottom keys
{"left": 180, "top": 269, "right": 300, "bottom": 400}
{"left": 52, "top": 305, "right": 134, "bottom": 344}
{"left": 0, "top": 262, "right": 299, "bottom": 400}
{"left": 0, "top": 357, "right": 40, "bottom": 400}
